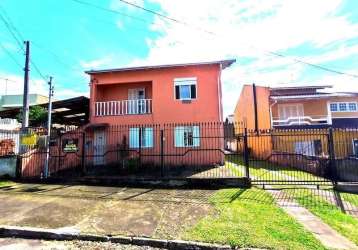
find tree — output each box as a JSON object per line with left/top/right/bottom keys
{"left": 17, "top": 105, "right": 47, "bottom": 127}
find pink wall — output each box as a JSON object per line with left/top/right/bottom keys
{"left": 89, "top": 64, "right": 222, "bottom": 125}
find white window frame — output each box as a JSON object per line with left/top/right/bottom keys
{"left": 174, "top": 77, "right": 197, "bottom": 101}
{"left": 330, "top": 102, "right": 358, "bottom": 112}
{"left": 174, "top": 125, "right": 200, "bottom": 148}
{"left": 278, "top": 103, "right": 304, "bottom": 120}
{"left": 129, "top": 127, "right": 153, "bottom": 148}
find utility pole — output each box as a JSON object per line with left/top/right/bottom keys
{"left": 22, "top": 41, "right": 30, "bottom": 129}
{"left": 44, "top": 76, "right": 54, "bottom": 178}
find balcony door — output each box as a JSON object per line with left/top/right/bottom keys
{"left": 278, "top": 104, "right": 304, "bottom": 123}
{"left": 128, "top": 88, "right": 145, "bottom": 114}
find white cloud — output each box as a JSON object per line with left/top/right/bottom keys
{"left": 0, "top": 72, "right": 47, "bottom": 96}
{"left": 135, "top": 0, "right": 358, "bottom": 117}
{"left": 80, "top": 56, "right": 113, "bottom": 69}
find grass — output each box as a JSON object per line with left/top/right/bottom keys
{"left": 288, "top": 189, "right": 358, "bottom": 245}
{"left": 340, "top": 192, "right": 358, "bottom": 207}
{"left": 184, "top": 188, "right": 325, "bottom": 250}
{"left": 0, "top": 180, "right": 14, "bottom": 187}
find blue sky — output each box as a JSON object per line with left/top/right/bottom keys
{"left": 0, "top": 0, "right": 358, "bottom": 117}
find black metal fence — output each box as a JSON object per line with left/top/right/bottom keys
{"left": 1, "top": 122, "right": 357, "bottom": 184}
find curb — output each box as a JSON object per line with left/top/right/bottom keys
{"left": 0, "top": 225, "right": 232, "bottom": 250}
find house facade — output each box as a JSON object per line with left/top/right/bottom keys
{"left": 84, "top": 60, "right": 235, "bottom": 168}
{"left": 234, "top": 84, "right": 358, "bottom": 159}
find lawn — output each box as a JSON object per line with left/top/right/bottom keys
{"left": 288, "top": 189, "right": 358, "bottom": 246}
{"left": 0, "top": 180, "right": 14, "bottom": 187}
{"left": 184, "top": 188, "right": 325, "bottom": 250}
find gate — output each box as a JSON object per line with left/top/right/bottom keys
{"left": 234, "top": 127, "right": 358, "bottom": 185}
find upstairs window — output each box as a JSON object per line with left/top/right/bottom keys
{"left": 330, "top": 102, "right": 358, "bottom": 112}
{"left": 174, "top": 78, "right": 197, "bottom": 100}
{"left": 339, "top": 103, "right": 347, "bottom": 111}
{"left": 330, "top": 103, "right": 338, "bottom": 112}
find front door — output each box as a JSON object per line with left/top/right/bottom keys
{"left": 128, "top": 88, "right": 145, "bottom": 114}
{"left": 94, "top": 130, "right": 106, "bottom": 165}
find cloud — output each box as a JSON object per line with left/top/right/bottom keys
{"left": 0, "top": 72, "right": 47, "bottom": 96}
{"left": 54, "top": 89, "right": 89, "bottom": 100}
{"left": 80, "top": 56, "right": 113, "bottom": 69}
{"left": 137, "top": 0, "right": 358, "bottom": 117}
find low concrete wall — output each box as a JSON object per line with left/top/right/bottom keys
{"left": 0, "top": 156, "right": 17, "bottom": 177}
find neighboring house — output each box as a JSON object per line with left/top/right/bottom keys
{"left": 84, "top": 60, "right": 235, "bottom": 167}
{"left": 233, "top": 84, "right": 358, "bottom": 160}
{"left": 0, "top": 94, "right": 49, "bottom": 111}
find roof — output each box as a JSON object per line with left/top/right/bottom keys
{"left": 0, "top": 96, "right": 89, "bottom": 126}
{"left": 85, "top": 59, "right": 236, "bottom": 74}
{"left": 270, "top": 85, "right": 333, "bottom": 91}
{"left": 270, "top": 92, "right": 358, "bottom": 101}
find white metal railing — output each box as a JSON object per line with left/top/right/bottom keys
{"left": 95, "top": 99, "right": 152, "bottom": 116}
{"left": 272, "top": 115, "right": 329, "bottom": 126}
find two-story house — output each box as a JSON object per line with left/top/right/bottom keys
{"left": 84, "top": 60, "right": 235, "bottom": 168}
{"left": 234, "top": 84, "right": 358, "bottom": 159}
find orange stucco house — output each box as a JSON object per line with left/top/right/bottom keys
{"left": 233, "top": 84, "right": 358, "bottom": 159}
{"left": 84, "top": 60, "right": 235, "bottom": 168}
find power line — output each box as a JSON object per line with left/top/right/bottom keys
{"left": 116, "top": 0, "right": 358, "bottom": 79}
{"left": 70, "top": 0, "right": 148, "bottom": 23}
{"left": 0, "top": 7, "right": 24, "bottom": 52}
{"left": 0, "top": 42, "right": 22, "bottom": 68}
{"left": 118, "top": 0, "right": 215, "bottom": 35}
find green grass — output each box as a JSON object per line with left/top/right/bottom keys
{"left": 0, "top": 180, "right": 14, "bottom": 187}
{"left": 226, "top": 155, "right": 329, "bottom": 183}
{"left": 184, "top": 188, "right": 325, "bottom": 250}
{"left": 287, "top": 189, "right": 358, "bottom": 245}
{"left": 340, "top": 192, "right": 358, "bottom": 207}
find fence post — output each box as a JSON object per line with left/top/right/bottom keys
{"left": 81, "top": 131, "right": 86, "bottom": 175}
{"left": 160, "top": 129, "right": 164, "bottom": 177}
{"left": 243, "top": 127, "right": 250, "bottom": 178}
{"left": 138, "top": 127, "right": 142, "bottom": 168}
{"left": 327, "top": 127, "right": 337, "bottom": 182}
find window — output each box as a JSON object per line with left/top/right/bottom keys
{"left": 339, "top": 103, "right": 347, "bottom": 111}
{"left": 174, "top": 78, "right": 197, "bottom": 100}
{"left": 294, "top": 140, "right": 322, "bottom": 156}
{"left": 330, "top": 102, "right": 358, "bottom": 112}
{"left": 353, "top": 139, "right": 358, "bottom": 158}
{"left": 174, "top": 126, "right": 200, "bottom": 147}
{"left": 129, "top": 127, "right": 153, "bottom": 148}
{"left": 330, "top": 103, "right": 338, "bottom": 112}
{"left": 349, "top": 103, "right": 357, "bottom": 111}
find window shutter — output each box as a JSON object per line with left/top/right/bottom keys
{"left": 144, "top": 128, "right": 153, "bottom": 148}
{"left": 175, "top": 86, "right": 180, "bottom": 99}
{"left": 174, "top": 126, "right": 184, "bottom": 147}
{"left": 129, "top": 128, "right": 139, "bottom": 148}
{"left": 193, "top": 126, "right": 200, "bottom": 147}
{"left": 191, "top": 85, "right": 196, "bottom": 99}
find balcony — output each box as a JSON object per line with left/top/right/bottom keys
{"left": 95, "top": 99, "right": 152, "bottom": 116}
{"left": 272, "top": 115, "right": 329, "bottom": 126}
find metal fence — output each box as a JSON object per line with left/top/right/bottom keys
{"left": 2, "top": 122, "right": 357, "bottom": 184}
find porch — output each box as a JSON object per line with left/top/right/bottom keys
{"left": 93, "top": 81, "right": 153, "bottom": 117}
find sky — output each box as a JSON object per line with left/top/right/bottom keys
{"left": 0, "top": 0, "right": 358, "bottom": 118}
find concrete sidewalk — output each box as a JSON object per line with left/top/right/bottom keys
{"left": 0, "top": 183, "right": 213, "bottom": 239}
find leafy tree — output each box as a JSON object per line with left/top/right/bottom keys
{"left": 17, "top": 105, "right": 47, "bottom": 126}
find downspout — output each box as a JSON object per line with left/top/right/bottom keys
{"left": 269, "top": 99, "right": 277, "bottom": 129}
{"left": 253, "top": 84, "right": 258, "bottom": 133}
{"left": 217, "top": 64, "right": 223, "bottom": 122}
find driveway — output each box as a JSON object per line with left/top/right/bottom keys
{"left": 0, "top": 183, "right": 214, "bottom": 239}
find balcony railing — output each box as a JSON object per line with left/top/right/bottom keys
{"left": 95, "top": 99, "right": 152, "bottom": 116}
{"left": 272, "top": 115, "right": 329, "bottom": 126}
